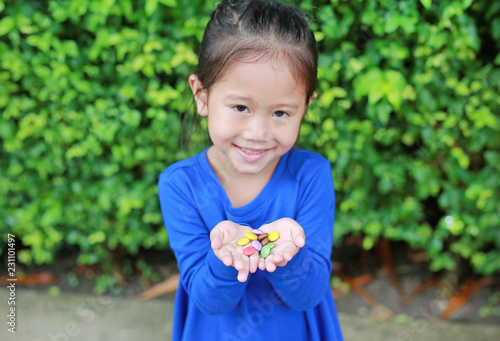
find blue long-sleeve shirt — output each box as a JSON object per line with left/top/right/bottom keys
{"left": 158, "top": 147, "right": 344, "bottom": 340}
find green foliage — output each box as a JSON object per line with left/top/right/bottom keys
{"left": 298, "top": 0, "right": 500, "bottom": 276}
{"left": 0, "top": 0, "right": 210, "bottom": 268}
{"left": 1, "top": 0, "right": 499, "bottom": 280}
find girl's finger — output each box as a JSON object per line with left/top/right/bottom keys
{"left": 281, "top": 245, "right": 298, "bottom": 262}
{"left": 248, "top": 253, "right": 259, "bottom": 273}
{"left": 258, "top": 257, "right": 266, "bottom": 271}
{"left": 234, "top": 253, "right": 250, "bottom": 282}
{"left": 289, "top": 226, "right": 305, "bottom": 248}
{"left": 210, "top": 229, "right": 224, "bottom": 250}
{"left": 277, "top": 260, "right": 288, "bottom": 267}
{"left": 265, "top": 255, "right": 277, "bottom": 272}
{"left": 272, "top": 253, "right": 284, "bottom": 265}
{"left": 217, "top": 248, "right": 233, "bottom": 266}
{"left": 294, "top": 234, "right": 306, "bottom": 248}
{"left": 232, "top": 252, "right": 246, "bottom": 271}
{"left": 237, "top": 269, "right": 249, "bottom": 282}
{"left": 211, "top": 237, "right": 223, "bottom": 250}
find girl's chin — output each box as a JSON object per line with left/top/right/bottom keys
{"left": 230, "top": 154, "right": 281, "bottom": 176}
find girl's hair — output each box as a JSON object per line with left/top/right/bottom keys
{"left": 196, "top": 0, "right": 318, "bottom": 103}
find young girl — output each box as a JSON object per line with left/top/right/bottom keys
{"left": 158, "top": 0, "right": 344, "bottom": 339}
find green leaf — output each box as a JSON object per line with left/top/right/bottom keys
{"left": 362, "top": 235, "right": 376, "bottom": 250}
{"left": 0, "top": 16, "right": 15, "bottom": 37}
{"left": 430, "top": 253, "right": 456, "bottom": 271}
{"left": 159, "top": 0, "right": 177, "bottom": 7}
{"left": 462, "top": 0, "right": 473, "bottom": 9}
{"left": 376, "top": 101, "right": 391, "bottom": 126}
{"left": 145, "top": 0, "right": 158, "bottom": 17}
{"left": 314, "top": 31, "right": 325, "bottom": 42}
{"left": 428, "top": 236, "right": 443, "bottom": 256}
{"left": 354, "top": 68, "right": 383, "bottom": 100}
{"left": 420, "top": 0, "right": 432, "bottom": 10}
{"left": 451, "top": 147, "right": 470, "bottom": 169}
{"left": 88, "top": 231, "right": 106, "bottom": 245}
{"left": 323, "top": 118, "right": 335, "bottom": 132}
{"left": 495, "top": 53, "right": 500, "bottom": 65}
{"left": 385, "top": 70, "right": 406, "bottom": 110}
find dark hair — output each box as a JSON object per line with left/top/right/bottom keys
{"left": 196, "top": 0, "right": 318, "bottom": 103}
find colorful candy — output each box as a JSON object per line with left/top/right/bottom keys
{"left": 260, "top": 242, "right": 275, "bottom": 258}
{"left": 268, "top": 231, "right": 280, "bottom": 242}
{"left": 237, "top": 237, "right": 250, "bottom": 246}
{"left": 257, "top": 233, "right": 268, "bottom": 241}
{"left": 252, "top": 240, "right": 262, "bottom": 251}
{"left": 245, "top": 232, "right": 258, "bottom": 240}
{"left": 239, "top": 231, "right": 280, "bottom": 259}
{"left": 243, "top": 246, "right": 256, "bottom": 256}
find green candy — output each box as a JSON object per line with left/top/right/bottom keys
{"left": 260, "top": 242, "right": 275, "bottom": 258}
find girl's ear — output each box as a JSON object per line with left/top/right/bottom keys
{"left": 189, "top": 74, "right": 208, "bottom": 116}
{"left": 308, "top": 91, "right": 318, "bottom": 106}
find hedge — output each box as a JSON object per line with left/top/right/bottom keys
{"left": 1, "top": 0, "right": 499, "bottom": 288}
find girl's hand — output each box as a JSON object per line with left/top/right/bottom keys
{"left": 210, "top": 220, "right": 260, "bottom": 282}
{"left": 257, "top": 218, "right": 306, "bottom": 272}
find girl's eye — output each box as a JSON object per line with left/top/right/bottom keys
{"left": 273, "top": 111, "right": 289, "bottom": 118}
{"left": 234, "top": 105, "right": 249, "bottom": 113}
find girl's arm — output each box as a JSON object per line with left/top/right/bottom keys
{"left": 158, "top": 171, "right": 247, "bottom": 315}
{"left": 266, "top": 159, "right": 335, "bottom": 311}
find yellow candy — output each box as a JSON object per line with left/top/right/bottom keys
{"left": 268, "top": 231, "right": 280, "bottom": 242}
{"left": 237, "top": 237, "right": 250, "bottom": 246}
{"left": 245, "top": 233, "right": 257, "bottom": 240}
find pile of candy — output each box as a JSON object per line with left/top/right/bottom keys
{"left": 237, "top": 229, "right": 280, "bottom": 258}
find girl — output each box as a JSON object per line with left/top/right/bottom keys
{"left": 158, "top": 0, "right": 344, "bottom": 340}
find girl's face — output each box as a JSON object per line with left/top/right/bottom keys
{"left": 190, "top": 58, "right": 312, "bottom": 178}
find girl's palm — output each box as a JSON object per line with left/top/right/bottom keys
{"left": 258, "top": 218, "right": 306, "bottom": 272}
{"left": 210, "top": 221, "right": 260, "bottom": 282}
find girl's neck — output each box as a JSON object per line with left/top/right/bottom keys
{"left": 206, "top": 146, "right": 280, "bottom": 208}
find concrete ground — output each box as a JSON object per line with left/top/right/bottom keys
{"left": 2, "top": 289, "right": 500, "bottom": 341}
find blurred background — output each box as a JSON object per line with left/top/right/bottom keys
{"left": 1, "top": 0, "right": 499, "bottom": 337}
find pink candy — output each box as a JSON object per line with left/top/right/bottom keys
{"left": 243, "top": 246, "right": 256, "bottom": 256}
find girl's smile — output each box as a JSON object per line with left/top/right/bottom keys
{"left": 234, "top": 144, "right": 273, "bottom": 162}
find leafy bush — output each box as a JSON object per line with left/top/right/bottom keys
{"left": 1, "top": 0, "right": 499, "bottom": 280}
{"left": 0, "top": 0, "right": 209, "bottom": 269}
{"left": 299, "top": 0, "right": 500, "bottom": 276}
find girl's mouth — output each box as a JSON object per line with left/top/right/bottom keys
{"left": 239, "top": 146, "right": 268, "bottom": 155}
{"left": 234, "top": 145, "right": 272, "bottom": 162}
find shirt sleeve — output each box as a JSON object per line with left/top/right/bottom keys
{"left": 266, "top": 157, "right": 335, "bottom": 311}
{"left": 158, "top": 170, "right": 247, "bottom": 315}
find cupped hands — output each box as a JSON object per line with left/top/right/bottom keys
{"left": 210, "top": 218, "right": 305, "bottom": 282}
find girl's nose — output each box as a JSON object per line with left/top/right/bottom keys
{"left": 242, "top": 115, "right": 272, "bottom": 142}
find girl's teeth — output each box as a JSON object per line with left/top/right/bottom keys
{"left": 241, "top": 147, "right": 265, "bottom": 155}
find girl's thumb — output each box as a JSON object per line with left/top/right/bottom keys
{"left": 295, "top": 234, "right": 306, "bottom": 248}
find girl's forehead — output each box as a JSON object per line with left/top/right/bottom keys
{"left": 217, "top": 57, "right": 306, "bottom": 90}
{"left": 212, "top": 59, "right": 308, "bottom": 104}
